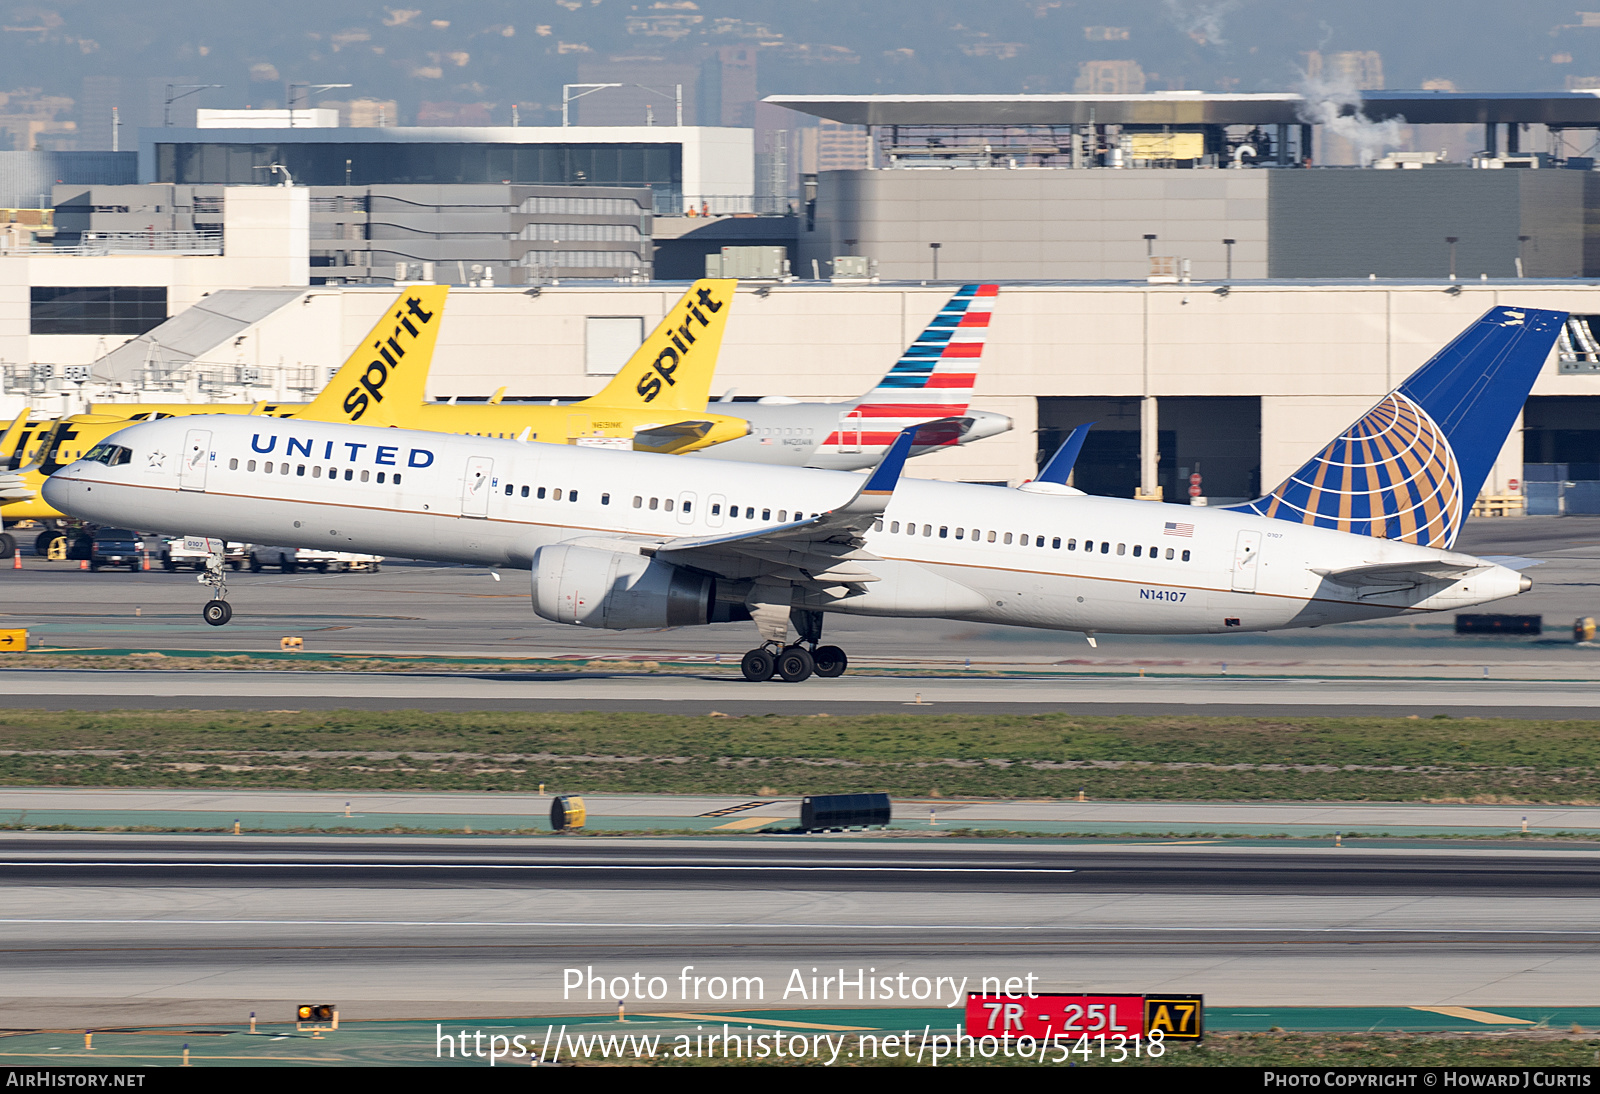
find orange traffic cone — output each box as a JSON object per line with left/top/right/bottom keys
{"left": 79, "top": 559, "right": 87, "bottom": 570}
{"left": 10, "top": 552, "right": 19, "bottom": 570}
{"left": 142, "top": 553, "right": 150, "bottom": 571}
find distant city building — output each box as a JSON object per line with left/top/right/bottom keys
{"left": 0, "top": 88, "right": 78, "bottom": 152}
{"left": 1302, "top": 50, "right": 1385, "bottom": 90}
{"left": 79, "top": 75, "right": 201, "bottom": 151}
{"left": 1074, "top": 60, "right": 1146, "bottom": 95}
{"left": 802, "top": 121, "right": 871, "bottom": 172}
{"left": 317, "top": 99, "right": 400, "bottom": 128}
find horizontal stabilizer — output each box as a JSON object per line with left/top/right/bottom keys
{"left": 1312, "top": 558, "right": 1482, "bottom": 588}
{"left": 0, "top": 470, "right": 34, "bottom": 502}
{"left": 1480, "top": 555, "right": 1545, "bottom": 571}
{"left": 632, "top": 419, "right": 717, "bottom": 453}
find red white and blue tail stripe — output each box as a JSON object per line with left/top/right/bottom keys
{"left": 824, "top": 284, "right": 998, "bottom": 451}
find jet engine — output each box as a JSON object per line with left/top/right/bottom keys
{"left": 532, "top": 544, "right": 713, "bottom": 629}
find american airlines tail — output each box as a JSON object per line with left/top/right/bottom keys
{"left": 1229, "top": 306, "right": 1566, "bottom": 549}
{"left": 825, "top": 283, "right": 1000, "bottom": 450}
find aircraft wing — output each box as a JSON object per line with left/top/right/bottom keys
{"left": 1312, "top": 558, "right": 1485, "bottom": 588}
{"left": 648, "top": 425, "right": 921, "bottom": 590}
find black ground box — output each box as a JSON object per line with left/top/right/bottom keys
{"left": 1455, "top": 614, "right": 1541, "bottom": 635}
{"left": 800, "top": 792, "right": 892, "bottom": 831}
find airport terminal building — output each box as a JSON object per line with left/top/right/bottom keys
{"left": 7, "top": 91, "right": 1600, "bottom": 508}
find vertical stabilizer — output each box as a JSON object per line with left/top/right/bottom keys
{"left": 582, "top": 279, "right": 736, "bottom": 413}
{"left": 833, "top": 283, "right": 999, "bottom": 447}
{"left": 1230, "top": 306, "right": 1566, "bottom": 548}
{"left": 299, "top": 286, "right": 449, "bottom": 427}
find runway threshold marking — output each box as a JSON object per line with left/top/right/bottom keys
{"left": 1408, "top": 1006, "right": 1534, "bottom": 1025}
{"left": 644, "top": 1013, "right": 873, "bottom": 1031}
{"left": 698, "top": 800, "right": 780, "bottom": 818}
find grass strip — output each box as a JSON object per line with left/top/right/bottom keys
{"left": 2, "top": 709, "right": 1600, "bottom": 802}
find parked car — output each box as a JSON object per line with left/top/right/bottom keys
{"left": 86, "top": 528, "right": 143, "bottom": 572}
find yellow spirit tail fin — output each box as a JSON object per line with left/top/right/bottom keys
{"left": 299, "top": 285, "right": 449, "bottom": 426}
{"left": 581, "top": 279, "right": 735, "bottom": 413}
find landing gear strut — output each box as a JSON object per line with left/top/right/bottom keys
{"left": 738, "top": 609, "right": 849, "bottom": 683}
{"left": 197, "top": 541, "right": 232, "bottom": 626}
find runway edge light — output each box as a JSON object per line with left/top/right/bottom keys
{"left": 296, "top": 1003, "right": 337, "bottom": 1037}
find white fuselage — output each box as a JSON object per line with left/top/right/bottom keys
{"left": 45, "top": 417, "right": 1528, "bottom": 636}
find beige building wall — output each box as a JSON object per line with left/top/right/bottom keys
{"left": 52, "top": 278, "right": 1600, "bottom": 490}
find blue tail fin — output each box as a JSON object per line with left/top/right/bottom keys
{"left": 1036, "top": 422, "right": 1095, "bottom": 485}
{"left": 1228, "top": 306, "right": 1566, "bottom": 548}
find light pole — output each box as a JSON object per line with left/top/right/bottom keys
{"left": 164, "top": 84, "right": 222, "bottom": 126}
{"left": 562, "top": 83, "right": 682, "bottom": 127}
{"left": 929, "top": 242, "right": 941, "bottom": 279}
{"left": 1222, "top": 238, "right": 1235, "bottom": 281}
{"left": 1446, "top": 236, "right": 1459, "bottom": 280}
{"left": 1144, "top": 233, "right": 1157, "bottom": 256}
{"left": 287, "top": 83, "right": 351, "bottom": 127}
{"left": 1518, "top": 234, "right": 1531, "bottom": 278}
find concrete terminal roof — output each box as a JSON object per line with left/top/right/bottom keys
{"left": 765, "top": 91, "right": 1600, "bottom": 127}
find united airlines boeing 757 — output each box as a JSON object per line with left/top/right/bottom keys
{"left": 45, "top": 306, "right": 1560, "bottom": 683}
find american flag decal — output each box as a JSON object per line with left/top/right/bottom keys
{"left": 1164, "top": 522, "right": 1194, "bottom": 537}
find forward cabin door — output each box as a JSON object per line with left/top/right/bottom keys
{"left": 179, "top": 429, "right": 211, "bottom": 492}
{"left": 462, "top": 456, "right": 494, "bottom": 518}
{"left": 1231, "top": 530, "right": 1262, "bottom": 593}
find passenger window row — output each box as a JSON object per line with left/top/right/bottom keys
{"left": 873, "top": 518, "right": 1191, "bottom": 563}
{"left": 231, "top": 457, "right": 400, "bottom": 485}
{"left": 633, "top": 495, "right": 688, "bottom": 513}
{"left": 506, "top": 483, "right": 608, "bottom": 505}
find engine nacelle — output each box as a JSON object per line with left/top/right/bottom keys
{"left": 532, "top": 544, "right": 713, "bottom": 629}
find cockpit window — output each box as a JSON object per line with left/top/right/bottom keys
{"left": 83, "top": 443, "right": 132, "bottom": 467}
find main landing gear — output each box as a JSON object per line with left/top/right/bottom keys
{"left": 197, "top": 544, "right": 233, "bottom": 626}
{"left": 738, "top": 610, "right": 848, "bottom": 683}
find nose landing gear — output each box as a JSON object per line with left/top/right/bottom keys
{"left": 196, "top": 541, "right": 233, "bottom": 626}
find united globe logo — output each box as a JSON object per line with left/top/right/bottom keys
{"left": 1253, "top": 392, "right": 1463, "bottom": 548}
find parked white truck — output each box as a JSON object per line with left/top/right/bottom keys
{"left": 246, "top": 545, "right": 383, "bottom": 573}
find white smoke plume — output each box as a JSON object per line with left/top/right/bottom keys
{"left": 1163, "top": 0, "right": 1241, "bottom": 47}
{"left": 1296, "top": 72, "right": 1407, "bottom": 166}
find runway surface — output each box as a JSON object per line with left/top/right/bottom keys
{"left": 4, "top": 835, "right": 1599, "bottom": 1025}
{"left": 0, "top": 665, "right": 1597, "bottom": 717}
